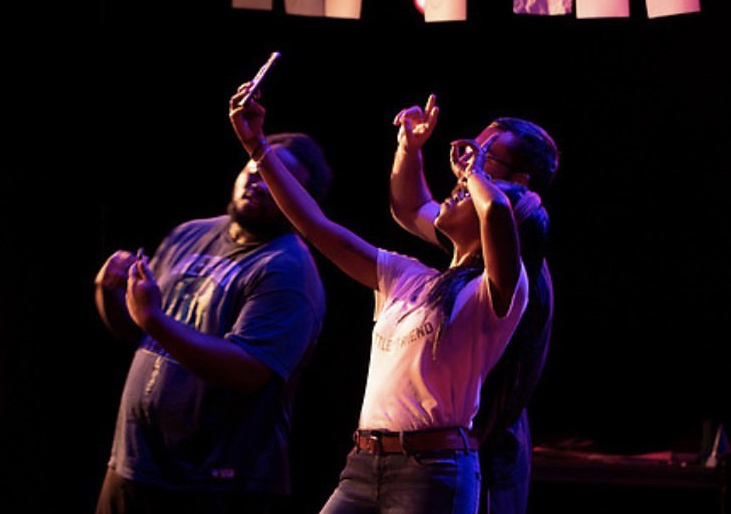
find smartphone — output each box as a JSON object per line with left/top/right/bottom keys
{"left": 238, "top": 51, "right": 281, "bottom": 107}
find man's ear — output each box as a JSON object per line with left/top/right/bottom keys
{"left": 510, "top": 172, "right": 530, "bottom": 188}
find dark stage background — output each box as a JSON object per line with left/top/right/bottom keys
{"left": 2, "top": 1, "right": 730, "bottom": 512}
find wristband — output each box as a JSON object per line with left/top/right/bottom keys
{"left": 460, "top": 168, "right": 491, "bottom": 184}
{"left": 254, "top": 144, "right": 273, "bottom": 163}
{"left": 250, "top": 138, "right": 268, "bottom": 162}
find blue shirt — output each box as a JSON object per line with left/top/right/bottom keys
{"left": 108, "top": 215, "right": 326, "bottom": 494}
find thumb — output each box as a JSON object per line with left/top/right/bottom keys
{"left": 140, "top": 259, "right": 155, "bottom": 282}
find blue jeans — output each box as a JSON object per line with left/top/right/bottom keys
{"left": 480, "top": 410, "right": 532, "bottom": 514}
{"left": 319, "top": 447, "right": 481, "bottom": 514}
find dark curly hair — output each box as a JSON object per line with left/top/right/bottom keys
{"left": 490, "top": 117, "right": 559, "bottom": 198}
{"left": 265, "top": 132, "right": 333, "bottom": 202}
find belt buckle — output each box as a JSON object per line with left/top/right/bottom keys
{"left": 368, "top": 431, "right": 383, "bottom": 454}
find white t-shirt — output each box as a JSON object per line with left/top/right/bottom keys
{"left": 358, "top": 249, "right": 528, "bottom": 432}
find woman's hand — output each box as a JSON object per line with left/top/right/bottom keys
{"left": 449, "top": 138, "right": 488, "bottom": 181}
{"left": 229, "top": 82, "right": 267, "bottom": 155}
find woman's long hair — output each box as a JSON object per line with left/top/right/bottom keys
{"left": 423, "top": 257, "right": 483, "bottom": 357}
{"left": 425, "top": 181, "right": 548, "bottom": 358}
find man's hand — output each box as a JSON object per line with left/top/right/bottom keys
{"left": 126, "top": 256, "right": 163, "bottom": 331}
{"left": 393, "top": 93, "right": 439, "bottom": 152}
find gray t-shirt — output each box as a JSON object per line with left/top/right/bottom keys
{"left": 108, "top": 215, "right": 325, "bottom": 494}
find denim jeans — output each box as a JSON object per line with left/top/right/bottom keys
{"left": 479, "top": 409, "right": 531, "bottom": 514}
{"left": 319, "top": 446, "right": 481, "bottom": 514}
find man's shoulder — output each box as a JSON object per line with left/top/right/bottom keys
{"left": 174, "top": 215, "right": 228, "bottom": 232}
{"left": 164, "top": 215, "right": 228, "bottom": 241}
{"left": 264, "top": 234, "right": 318, "bottom": 268}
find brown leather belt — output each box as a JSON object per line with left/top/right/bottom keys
{"left": 354, "top": 427, "right": 478, "bottom": 455}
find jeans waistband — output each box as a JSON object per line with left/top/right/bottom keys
{"left": 353, "top": 427, "right": 478, "bottom": 455}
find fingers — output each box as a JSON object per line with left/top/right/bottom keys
{"left": 229, "top": 86, "right": 265, "bottom": 117}
{"left": 393, "top": 98, "right": 433, "bottom": 126}
{"left": 229, "top": 90, "right": 245, "bottom": 112}
{"left": 108, "top": 250, "right": 136, "bottom": 276}
{"left": 480, "top": 133, "right": 500, "bottom": 151}
{"left": 127, "top": 259, "right": 141, "bottom": 282}
{"left": 393, "top": 94, "right": 439, "bottom": 129}
{"left": 451, "top": 139, "right": 481, "bottom": 155}
{"left": 450, "top": 138, "right": 484, "bottom": 175}
{"left": 126, "top": 253, "right": 155, "bottom": 283}
{"left": 393, "top": 106, "right": 421, "bottom": 126}
{"left": 229, "top": 82, "right": 260, "bottom": 113}
{"left": 423, "top": 93, "right": 439, "bottom": 129}
{"left": 402, "top": 116, "right": 412, "bottom": 134}
{"left": 236, "top": 80, "right": 253, "bottom": 93}
{"left": 126, "top": 259, "right": 148, "bottom": 310}
{"left": 111, "top": 249, "right": 135, "bottom": 264}
{"left": 98, "top": 251, "right": 133, "bottom": 289}
{"left": 230, "top": 83, "right": 249, "bottom": 109}
{"left": 140, "top": 258, "right": 155, "bottom": 281}
{"left": 424, "top": 93, "right": 436, "bottom": 113}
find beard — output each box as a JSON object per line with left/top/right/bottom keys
{"left": 226, "top": 199, "right": 289, "bottom": 239}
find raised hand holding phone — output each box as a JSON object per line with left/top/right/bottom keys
{"left": 237, "top": 51, "right": 280, "bottom": 107}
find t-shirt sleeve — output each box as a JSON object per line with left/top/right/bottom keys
{"left": 373, "top": 249, "right": 432, "bottom": 321}
{"left": 226, "top": 261, "right": 323, "bottom": 382}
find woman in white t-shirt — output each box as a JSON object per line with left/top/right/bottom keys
{"left": 229, "top": 85, "right": 528, "bottom": 514}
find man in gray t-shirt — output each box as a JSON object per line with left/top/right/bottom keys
{"left": 94, "top": 132, "right": 332, "bottom": 514}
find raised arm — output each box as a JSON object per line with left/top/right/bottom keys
{"left": 389, "top": 94, "right": 442, "bottom": 245}
{"left": 228, "top": 86, "right": 379, "bottom": 291}
{"left": 451, "top": 139, "right": 523, "bottom": 317}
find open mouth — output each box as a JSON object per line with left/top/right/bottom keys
{"left": 239, "top": 190, "right": 265, "bottom": 208}
{"left": 446, "top": 187, "right": 470, "bottom": 207}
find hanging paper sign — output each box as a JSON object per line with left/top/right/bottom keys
{"left": 646, "top": 0, "right": 700, "bottom": 18}
{"left": 576, "top": 0, "right": 630, "bottom": 18}
{"left": 425, "top": 0, "right": 467, "bottom": 22}
{"left": 232, "top": 0, "right": 272, "bottom": 9}
{"left": 514, "top": 0, "right": 572, "bottom": 15}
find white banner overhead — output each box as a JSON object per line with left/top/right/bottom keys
{"left": 231, "top": 0, "right": 272, "bottom": 10}
{"left": 424, "top": 0, "right": 467, "bottom": 22}
{"left": 232, "top": 0, "right": 701, "bottom": 20}
{"left": 576, "top": 0, "right": 630, "bottom": 18}
{"left": 645, "top": 0, "right": 700, "bottom": 18}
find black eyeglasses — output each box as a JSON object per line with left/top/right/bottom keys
{"left": 480, "top": 133, "right": 513, "bottom": 169}
{"left": 450, "top": 136, "right": 514, "bottom": 175}
{"left": 484, "top": 153, "right": 513, "bottom": 168}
